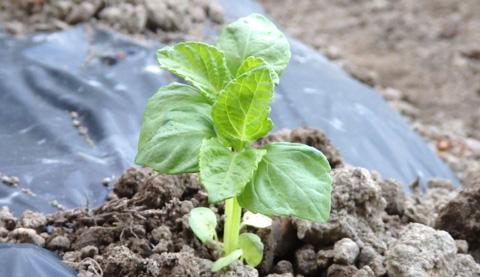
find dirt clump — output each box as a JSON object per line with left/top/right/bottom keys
{"left": 435, "top": 183, "right": 480, "bottom": 262}
{"left": 386, "top": 223, "right": 456, "bottom": 276}
{"left": 17, "top": 210, "right": 47, "bottom": 233}
{"left": 0, "top": 206, "right": 16, "bottom": 230}
{"left": 1, "top": 127, "right": 479, "bottom": 276}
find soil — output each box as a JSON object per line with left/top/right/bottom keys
{"left": 1, "top": 127, "right": 480, "bottom": 276}
{"left": 1, "top": 0, "right": 480, "bottom": 276}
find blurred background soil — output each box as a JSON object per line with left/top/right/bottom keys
{"left": 258, "top": 0, "right": 480, "bottom": 187}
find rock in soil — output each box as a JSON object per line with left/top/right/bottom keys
{"left": 386, "top": 223, "right": 456, "bottom": 276}
{"left": 333, "top": 238, "right": 360, "bottom": 265}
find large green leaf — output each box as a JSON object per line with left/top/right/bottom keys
{"left": 216, "top": 13, "right": 290, "bottom": 77}
{"left": 156, "top": 42, "right": 231, "bottom": 101}
{"left": 237, "top": 56, "right": 279, "bottom": 85}
{"left": 189, "top": 207, "right": 217, "bottom": 244}
{"left": 137, "top": 83, "right": 209, "bottom": 151}
{"left": 237, "top": 142, "right": 332, "bottom": 223}
{"left": 199, "top": 138, "right": 266, "bottom": 203}
{"left": 239, "top": 233, "right": 264, "bottom": 267}
{"left": 211, "top": 69, "right": 274, "bottom": 150}
{"left": 135, "top": 85, "right": 216, "bottom": 174}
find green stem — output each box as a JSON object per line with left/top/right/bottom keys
{"left": 223, "top": 197, "right": 242, "bottom": 255}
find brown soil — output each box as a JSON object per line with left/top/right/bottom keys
{"left": 1, "top": 128, "right": 480, "bottom": 276}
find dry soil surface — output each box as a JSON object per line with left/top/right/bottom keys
{"left": 2, "top": 127, "right": 480, "bottom": 276}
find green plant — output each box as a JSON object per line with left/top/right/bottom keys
{"left": 135, "top": 13, "right": 333, "bottom": 272}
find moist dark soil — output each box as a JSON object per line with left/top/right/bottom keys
{"left": 1, "top": 127, "right": 480, "bottom": 276}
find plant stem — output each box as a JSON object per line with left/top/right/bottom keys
{"left": 223, "top": 197, "right": 242, "bottom": 255}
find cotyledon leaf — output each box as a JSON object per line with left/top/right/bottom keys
{"left": 211, "top": 249, "right": 243, "bottom": 273}
{"left": 211, "top": 68, "right": 274, "bottom": 150}
{"left": 239, "top": 233, "right": 264, "bottom": 267}
{"left": 135, "top": 87, "right": 216, "bottom": 174}
{"left": 156, "top": 42, "right": 231, "bottom": 101}
{"left": 199, "top": 137, "right": 266, "bottom": 203}
{"left": 237, "top": 142, "right": 333, "bottom": 223}
{"left": 216, "top": 13, "right": 290, "bottom": 78}
{"left": 188, "top": 207, "right": 217, "bottom": 244}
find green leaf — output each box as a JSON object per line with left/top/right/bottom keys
{"left": 199, "top": 138, "right": 266, "bottom": 203}
{"left": 135, "top": 84, "right": 216, "bottom": 174}
{"left": 188, "top": 207, "right": 217, "bottom": 244}
{"left": 137, "top": 83, "right": 209, "bottom": 151}
{"left": 237, "top": 142, "right": 333, "bottom": 223}
{"left": 211, "top": 249, "right": 243, "bottom": 273}
{"left": 156, "top": 42, "right": 231, "bottom": 101}
{"left": 211, "top": 68, "right": 274, "bottom": 150}
{"left": 241, "top": 211, "right": 272, "bottom": 229}
{"left": 237, "top": 56, "right": 279, "bottom": 86}
{"left": 239, "top": 233, "right": 264, "bottom": 267}
{"left": 216, "top": 13, "right": 290, "bottom": 77}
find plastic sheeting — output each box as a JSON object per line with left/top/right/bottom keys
{"left": 0, "top": 244, "right": 76, "bottom": 276}
{"left": 0, "top": 2, "right": 460, "bottom": 217}
{"left": 0, "top": 27, "right": 172, "bottom": 215}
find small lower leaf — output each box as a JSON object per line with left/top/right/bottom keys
{"left": 239, "top": 233, "right": 264, "bottom": 267}
{"left": 211, "top": 249, "right": 243, "bottom": 272}
{"left": 188, "top": 207, "right": 217, "bottom": 244}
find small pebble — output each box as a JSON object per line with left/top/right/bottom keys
{"left": 21, "top": 189, "right": 36, "bottom": 197}
{"left": 78, "top": 126, "right": 88, "bottom": 135}
{"left": 70, "top": 111, "right": 78, "bottom": 119}
{"left": 2, "top": 176, "right": 19, "bottom": 187}
{"left": 49, "top": 235, "right": 71, "bottom": 250}
{"left": 102, "top": 177, "right": 111, "bottom": 186}
{"left": 81, "top": 245, "right": 99, "bottom": 258}
{"left": 51, "top": 200, "right": 65, "bottom": 211}
{"left": 72, "top": 119, "right": 81, "bottom": 127}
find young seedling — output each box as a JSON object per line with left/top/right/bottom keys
{"left": 135, "top": 14, "right": 333, "bottom": 272}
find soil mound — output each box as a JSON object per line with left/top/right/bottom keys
{"left": 1, "top": 127, "right": 479, "bottom": 276}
